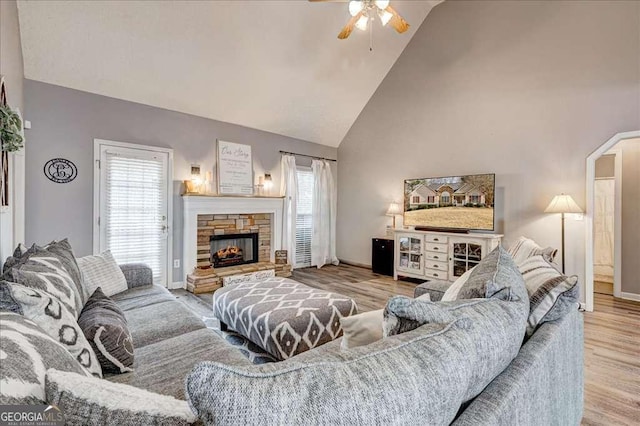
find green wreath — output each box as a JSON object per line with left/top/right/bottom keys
{"left": 0, "top": 104, "right": 23, "bottom": 152}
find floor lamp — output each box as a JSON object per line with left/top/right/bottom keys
{"left": 544, "top": 194, "right": 583, "bottom": 274}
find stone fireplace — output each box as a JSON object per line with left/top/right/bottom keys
{"left": 183, "top": 195, "right": 288, "bottom": 293}
{"left": 196, "top": 214, "right": 270, "bottom": 268}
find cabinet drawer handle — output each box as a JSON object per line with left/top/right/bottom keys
{"left": 433, "top": 264, "right": 439, "bottom": 268}
{"left": 433, "top": 273, "right": 439, "bottom": 277}
{"left": 434, "top": 238, "right": 439, "bottom": 242}
{"left": 433, "top": 247, "right": 439, "bottom": 251}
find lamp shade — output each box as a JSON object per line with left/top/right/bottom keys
{"left": 544, "top": 194, "right": 583, "bottom": 214}
{"left": 386, "top": 202, "right": 402, "bottom": 216}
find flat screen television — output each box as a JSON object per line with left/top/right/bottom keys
{"left": 404, "top": 173, "right": 495, "bottom": 232}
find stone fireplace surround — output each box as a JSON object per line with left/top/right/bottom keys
{"left": 182, "top": 195, "right": 284, "bottom": 283}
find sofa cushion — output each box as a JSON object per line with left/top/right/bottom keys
{"left": 46, "top": 369, "right": 197, "bottom": 426}
{"left": 518, "top": 255, "right": 579, "bottom": 336}
{"left": 77, "top": 251, "right": 128, "bottom": 298}
{"left": 186, "top": 294, "right": 528, "bottom": 425}
{"left": 0, "top": 312, "right": 90, "bottom": 404}
{"left": 78, "top": 288, "right": 134, "bottom": 374}
{"left": 456, "top": 246, "right": 527, "bottom": 302}
{"left": 383, "top": 296, "right": 456, "bottom": 337}
{"left": 124, "top": 301, "right": 205, "bottom": 348}
{"left": 0, "top": 282, "right": 102, "bottom": 378}
{"left": 2, "top": 252, "right": 82, "bottom": 317}
{"left": 107, "top": 328, "right": 252, "bottom": 399}
{"left": 110, "top": 284, "right": 175, "bottom": 311}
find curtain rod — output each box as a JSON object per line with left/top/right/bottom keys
{"left": 279, "top": 151, "right": 337, "bottom": 162}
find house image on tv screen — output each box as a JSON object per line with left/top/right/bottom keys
{"left": 408, "top": 182, "right": 487, "bottom": 208}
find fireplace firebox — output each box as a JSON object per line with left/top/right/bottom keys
{"left": 210, "top": 233, "right": 259, "bottom": 268}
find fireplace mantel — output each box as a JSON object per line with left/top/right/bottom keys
{"left": 182, "top": 195, "right": 283, "bottom": 282}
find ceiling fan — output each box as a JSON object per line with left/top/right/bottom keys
{"left": 310, "top": 0, "right": 410, "bottom": 40}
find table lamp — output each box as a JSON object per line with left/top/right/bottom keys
{"left": 544, "top": 193, "right": 583, "bottom": 273}
{"left": 386, "top": 202, "right": 402, "bottom": 229}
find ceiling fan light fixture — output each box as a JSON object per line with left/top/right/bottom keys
{"left": 355, "top": 14, "right": 369, "bottom": 31}
{"left": 379, "top": 9, "right": 393, "bottom": 26}
{"left": 375, "top": 0, "right": 390, "bottom": 10}
{"left": 348, "top": 1, "right": 364, "bottom": 17}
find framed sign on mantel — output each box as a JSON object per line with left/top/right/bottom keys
{"left": 217, "top": 140, "right": 253, "bottom": 195}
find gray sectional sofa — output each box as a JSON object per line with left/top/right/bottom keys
{"left": 1, "top": 260, "right": 583, "bottom": 425}
{"left": 113, "top": 265, "right": 583, "bottom": 425}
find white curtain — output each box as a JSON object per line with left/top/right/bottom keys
{"left": 280, "top": 155, "right": 298, "bottom": 267}
{"left": 594, "top": 179, "right": 614, "bottom": 282}
{"left": 311, "top": 159, "right": 338, "bottom": 268}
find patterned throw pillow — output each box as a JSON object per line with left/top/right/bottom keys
{"left": 3, "top": 252, "right": 82, "bottom": 318}
{"left": 518, "top": 255, "right": 579, "bottom": 336}
{"left": 42, "top": 239, "right": 86, "bottom": 306}
{"left": 77, "top": 251, "right": 128, "bottom": 298}
{"left": 78, "top": 288, "right": 134, "bottom": 374}
{"left": 507, "top": 236, "right": 558, "bottom": 266}
{"left": 0, "top": 282, "right": 102, "bottom": 378}
{"left": 0, "top": 312, "right": 90, "bottom": 404}
{"left": 2, "top": 243, "right": 32, "bottom": 273}
{"left": 46, "top": 369, "right": 197, "bottom": 426}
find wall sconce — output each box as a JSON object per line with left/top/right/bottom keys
{"left": 264, "top": 173, "right": 272, "bottom": 195}
{"left": 184, "top": 164, "right": 202, "bottom": 194}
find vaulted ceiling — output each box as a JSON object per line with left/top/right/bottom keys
{"left": 17, "top": 0, "right": 441, "bottom": 147}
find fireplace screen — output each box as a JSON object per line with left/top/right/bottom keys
{"left": 210, "top": 233, "right": 259, "bottom": 268}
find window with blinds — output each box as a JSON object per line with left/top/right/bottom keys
{"left": 99, "top": 145, "right": 170, "bottom": 286}
{"left": 296, "top": 168, "right": 314, "bottom": 268}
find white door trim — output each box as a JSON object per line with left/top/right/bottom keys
{"left": 93, "top": 139, "right": 174, "bottom": 287}
{"left": 585, "top": 130, "right": 639, "bottom": 311}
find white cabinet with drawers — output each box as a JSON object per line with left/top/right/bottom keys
{"left": 393, "top": 230, "right": 502, "bottom": 282}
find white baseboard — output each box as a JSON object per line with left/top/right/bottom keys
{"left": 169, "top": 281, "right": 185, "bottom": 290}
{"left": 620, "top": 292, "right": 640, "bottom": 302}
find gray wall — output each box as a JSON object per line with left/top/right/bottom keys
{"left": 337, "top": 0, "right": 640, "bottom": 302}
{"left": 619, "top": 139, "right": 640, "bottom": 295}
{"left": 24, "top": 80, "right": 336, "bottom": 282}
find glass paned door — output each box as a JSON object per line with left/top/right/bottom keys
{"left": 398, "top": 235, "right": 423, "bottom": 274}
{"left": 451, "top": 242, "right": 483, "bottom": 279}
{"left": 96, "top": 141, "right": 172, "bottom": 286}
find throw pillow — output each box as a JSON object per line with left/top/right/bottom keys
{"left": 2, "top": 242, "right": 32, "bottom": 273}
{"left": 507, "top": 236, "right": 557, "bottom": 266}
{"left": 518, "top": 255, "right": 579, "bottom": 336}
{"left": 77, "top": 251, "right": 128, "bottom": 298}
{"left": 383, "top": 296, "right": 456, "bottom": 337}
{"left": 0, "top": 312, "right": 91, "bottom": 404}
{"left": 441, "top": 269, "right": 473, "bottom": 301}
{"left": 78, "top": 288, "right": 134, "bottom": 374}
{"left": 451, "top": 246, "right": 527, "bottom": 303}
{"left": 45, "top": 369, "right": 197, "bottom": 426}
{"left": 3, "top": 252, "right": 82, "bottom": 317}
{"left": 42, "top": 239, "right": 86, "bottom": 306}
{"left": 0, "top": 282, "right": 102, "bottom": 378}
{"left": 340, "top": 294, "right": 430, "bottom": 350}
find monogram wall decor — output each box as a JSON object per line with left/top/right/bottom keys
{"left": 44, "top": 158, "right": 77, "bottom": 183}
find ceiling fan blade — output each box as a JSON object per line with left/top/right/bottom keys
{"left": 385, "top": 5, "right": 410, "bottom": 34}
{"left": 338, "top": 11, "right": 362, "bottom": 40}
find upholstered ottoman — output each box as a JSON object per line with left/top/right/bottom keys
{"left": 212, "top": 277, "right": 358, "bottom": 360}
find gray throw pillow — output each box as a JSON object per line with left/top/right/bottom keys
{"left": 46, "top": 369, "right": 197, "bottom": 426}
{"left": 383, "top": 296, "right": 456, "bottom": 337}
{"left": 0, "top": 312, "right": 90, "bottom": 404}
{"left": 78, "top": 287, "right": 134, "bottom": 374}
{"left": 456, "top": 246, "right": 528, "bottom": 304}
{"left": 2, "top": 251, "right": 82, "bottom": 317}
{"left": 0, "top": 282, "right": 102, "bottom": 378}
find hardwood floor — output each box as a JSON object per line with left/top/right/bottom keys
{"left": 179, "top": 264, "right": 640, "bottom": 425}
